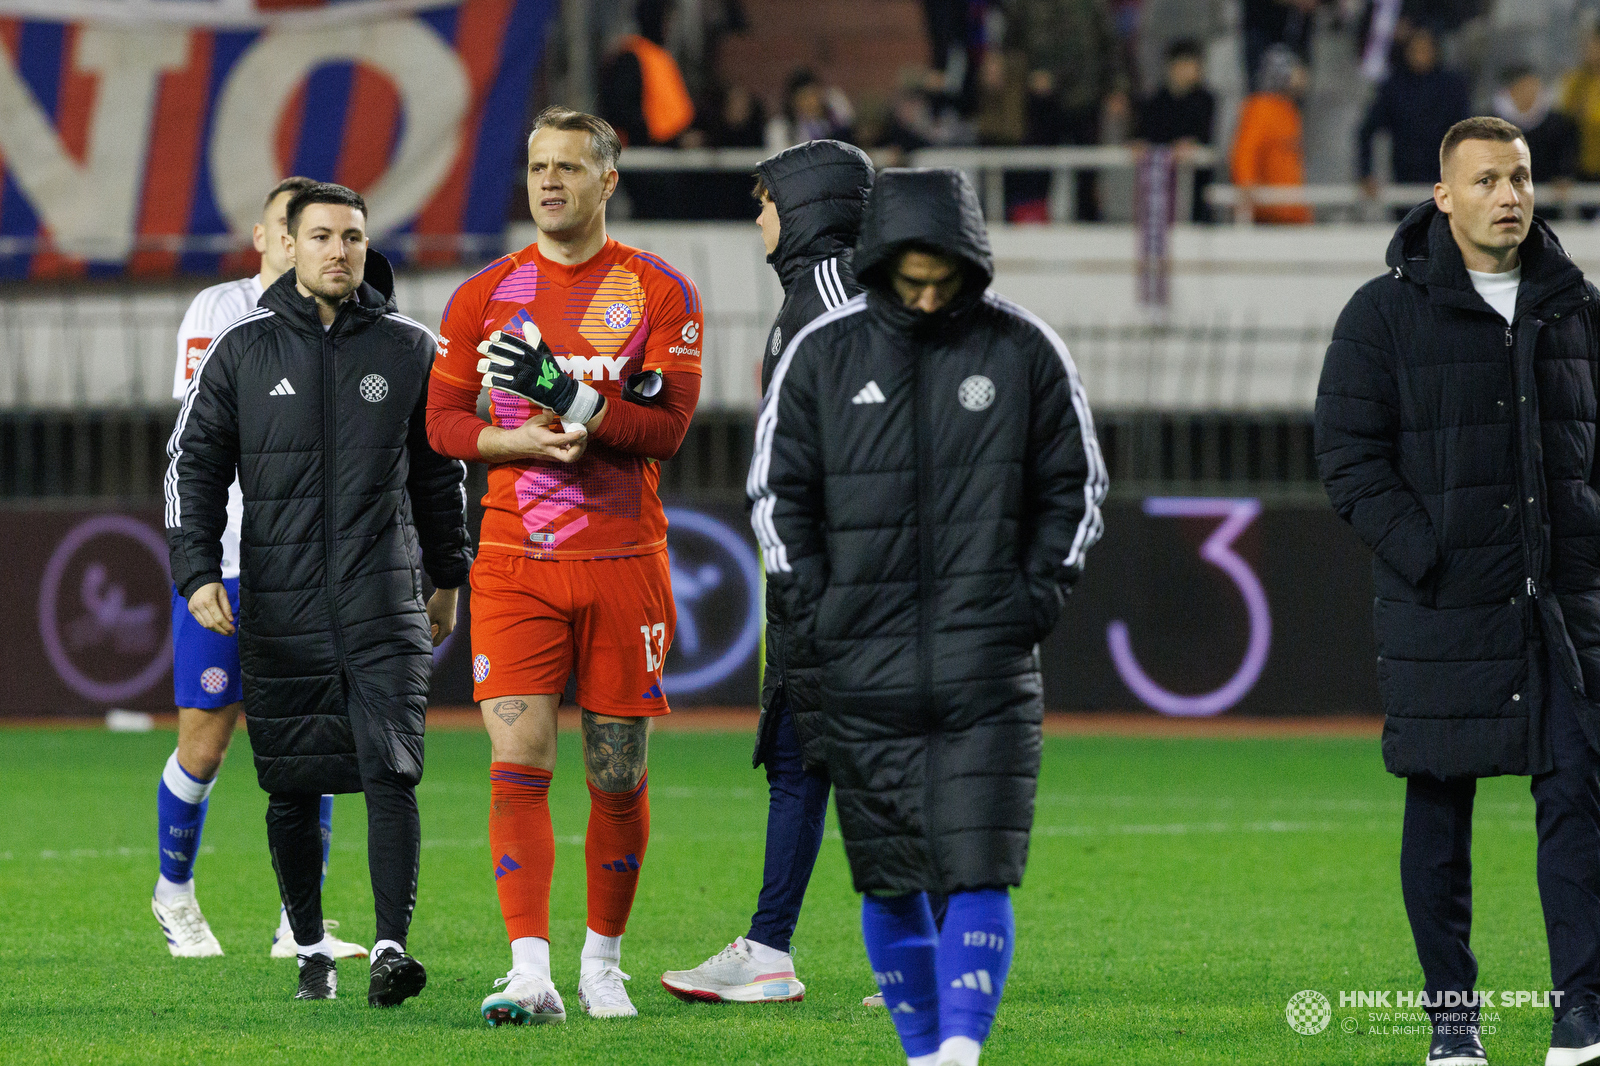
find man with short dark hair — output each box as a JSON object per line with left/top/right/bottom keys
{"left": 749, "top": 168, "right": 1105, "bottom": 1066}
{"left": 1318, "top": 117, "right": 1600, "bottom": 1066}
{"left": 153, "top": 175, "right": 361, "bottom": 964}
{"left": 168, "top": 181, "right": 471, "bottom": 1005}
{"left": 661, "top": 139, "right": 874, "bottom": 1005}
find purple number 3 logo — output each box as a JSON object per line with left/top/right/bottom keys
{"left": 1106, "top": 498, "right": 1272, "bottom": 717}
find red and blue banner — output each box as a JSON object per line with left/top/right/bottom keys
{"left": 0, "top": 0, "right": 556, "bottom": 278}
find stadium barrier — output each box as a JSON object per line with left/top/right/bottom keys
{"left": 5, "top": 497, "right": 1376, "bottom": 718}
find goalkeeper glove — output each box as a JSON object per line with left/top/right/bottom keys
{"left": 476, "top": 328, "right": 604, "bottom": 425}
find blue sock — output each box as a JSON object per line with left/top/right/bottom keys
{"left": 861, "top": 892, "right": 941, "bottom": 1059}
{"left": 157, "top": 751, "right": 216, "bottom": 885}
{"left": 937, "top": 889, "right": 1016, "bottom": 1046}
{"left": 318, "top": 794, "right": 334, "bottom": 884}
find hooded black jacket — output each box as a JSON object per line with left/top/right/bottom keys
{"left": 166, "top": 254, "right": 472, "bottom": 795}
{"left": 748, "top": 168, "right": 1107, "bottom": 894}
{"left": 1316, "top": 202, "right": 1600, "bottom": 778}
{"left": 752, "top": 139, "right": 874, "bottom": 768}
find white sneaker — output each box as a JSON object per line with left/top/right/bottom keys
{"left": 863, "top": 992, "right": 886, "bottom": 1008}
{"left": 661, "top": 937, "right": 805, "bottom": 1004}
{"left": 481, "top": 970, "right": 566, "bottom": 1026}
{"left": 152, "top": 889, "right": 223, "bottom": 957}
{"left": 270, "top": 915, "right": 368, "bottom": 959}
{"left": 578, "top": 965, "right": 638, "bottom": 1018}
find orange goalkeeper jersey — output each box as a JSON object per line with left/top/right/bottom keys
{"left": 431, "top": 238, "right": 703, "bottom": 560}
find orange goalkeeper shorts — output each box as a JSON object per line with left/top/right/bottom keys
{"left": 468, "top": 550, "right": 674, "bottom": 717}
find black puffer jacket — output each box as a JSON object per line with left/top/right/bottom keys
{"left": 748, "top": 168, "right": 1107, "bottom": 894}
{"left": 1316, "top": 202, "right": 1600, "bottom": 778}
{"left": 753, "top": 139, "right": 873, "bottom": 769}
{"left": 167, "top": 254, "right": 472, "bottom": 794}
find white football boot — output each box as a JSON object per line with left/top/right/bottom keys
{"left": 270, "top": 911, "right": 368, "bottom": 959}
{"left": 661, "top": 937, "right": 805, "bottom": 1004}
{"left": 152, "top": 888, "right": 223, "bottom": 957}
{"left": 481, "top": 970, "right": 567, "bottom": 1026}
{"left": 579, "top": 964, "right": 639, "bottom": 1018}
{"left": 863, "top": 992, "right": 887, "bottom": 1008}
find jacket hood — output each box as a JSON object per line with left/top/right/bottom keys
{"left": 1385, "top": 200, "right": 1584, "bottom": 312}
{"left": 756, "top": 139, "right": 874, "bottom": 286}
{"left": 263, "top": 248, "right": 398, "bottom": 334}
{"left": 853, "top": 168, "right": 995, "bottom": 329}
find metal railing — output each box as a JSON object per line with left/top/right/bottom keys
{"left": 622, "top": 146, "right": 1600, "bottom": 225}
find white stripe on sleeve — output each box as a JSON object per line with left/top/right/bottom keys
{"left": 747, "top": 294, "right": 868, "bottom": 573}
{"left": 982, "top": 291, "right": 1107, "bottom": 568}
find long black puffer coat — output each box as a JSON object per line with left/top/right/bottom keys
{"left": 1316, "top": 202, "right": 1600, "bottom": 779}
{"left": 166, "top": 253, "right": 472, "bottom": 795}
{"left": 748, "top": 168, "right": 1108, "bottom": 894}
{"left": 753, "top": 138, "right": 873, "bottom": 769}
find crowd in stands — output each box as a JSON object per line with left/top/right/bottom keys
{"left": 589, "top": 0, "right": 1600, "bottom": 224}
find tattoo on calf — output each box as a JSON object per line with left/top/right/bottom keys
{"left": 582, "top": 711, "right": 648, "bottom": 792}
{"left": 492, "top": 699, "right": 528, "bottom": 726}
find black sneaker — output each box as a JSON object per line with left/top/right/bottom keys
{"left": 368, "top": 947, "right": 427, "bottom": 1007}
{"left": 294, "top": 953, "right": 337, "bottom": 1000}
{"left": 1426, "top": 1008, "right": 1485, "bottom": 1066}
{"left": 1550, "top": 1002, "right": 1600, "bottom": 1066}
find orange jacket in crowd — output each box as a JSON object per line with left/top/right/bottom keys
{"left": 619, "top": 34, "right": 695, "bottom": 145}
{"left": 1231, "top": 91, "right": 1312, "bottom": 224}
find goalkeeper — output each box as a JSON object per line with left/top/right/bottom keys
{"left": 425, "top": 106, "right": 702, "bottom": 1025}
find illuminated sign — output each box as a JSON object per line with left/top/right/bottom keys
{"left": 662, "top": 508, "right": 763, "bottom": 695}
{"left": 38, "top": 514, "right": 173, "bottom": 703}
{"left": 1106, "top": 498, "right": 1272, "bottom": 716}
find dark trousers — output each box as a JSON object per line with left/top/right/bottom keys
{"left": 745, "top": 693, "right": 948, "bottom": 953}
{"left": 1402, "top": 646, "right": 1600, "bottom": 1022}
{"left": 747, "top": 696, "right": 832, "bottom": 954}
{"left": 267, "top": 702, "right": 421, "bottom": 950}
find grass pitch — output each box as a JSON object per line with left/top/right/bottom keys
{"left": 0, "top": 723, "right": 1562, "bottom": 1065}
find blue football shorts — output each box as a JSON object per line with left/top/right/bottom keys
{"left": 171, "top": 578, "right": 243, "bottom": 710}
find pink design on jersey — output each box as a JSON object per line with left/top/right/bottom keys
{"left": 490, "top": 389, "right": 535, "bottom": 429}
{"left": 614, "top": 314, "right": 649, "bottom": 368}
{"left": 548, "top": 514, "right": 590, "bottom": 546}
{"left": 490, "top": 262, "right": 539, "bottom": 302}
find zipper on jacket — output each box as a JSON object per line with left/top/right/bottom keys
{"left": 321, "top": 321, "right": 348, "bottom": 666}
{"left": 1507, "top": 321, "right": 1545, "bottom": 630}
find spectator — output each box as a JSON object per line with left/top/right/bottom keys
{"left": 879, "top": 68, "right": 975, "bottom": 162}
{"left": 1133, "top": 38, "right": 1216, "bottom": 222}
{"left": 705, "top": 83, "right": 767, "bottom": 148}
{"left": 693, "top": 83, "right": 769, "bottom": 220}
{"left": 1243, "top": 0, "right": 1322, "bottom": 91}
{"left": 1495, "top": 64, "right": 1578, "bottom": 215}
{"left": 596, "top": 0, "right": 696, "bottom": 148}
{"left": 1560, "top": 27, "right": 1600, "bottom": 183}
{"left": 766, "top": 69, "right": 855, "bottom": 151}
{"left": 597, "top": 0, "right": 696, "bottom": 221}
{"left": 974, "top": 46, "right": 1028, "bottom": 147}
{"left": 1231, "top": 45, "right": 1312, "bottom": 224}
{"left": 1357, "top": 28, "right": 1471, "bottom": 200}
{"left": 1003, "top": 0, "right": 1129, "bottom": 222}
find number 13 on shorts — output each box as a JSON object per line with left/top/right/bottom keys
{"left": 641, "top": 622, "right": 667, "bottom": 672}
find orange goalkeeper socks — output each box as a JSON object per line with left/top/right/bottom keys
{"left": 488, "top": 762, "right": 554, "bottom": 941}
{"left": 585, "top": 775, "right": 650, "bottom": 937}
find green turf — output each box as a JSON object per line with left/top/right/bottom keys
{"left": 0, "top": 726, "right": 1561, "bottom": 1064}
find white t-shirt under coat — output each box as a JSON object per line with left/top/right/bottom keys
{"left": 1467, "top": 264, "right": 1521, "bottom": 325}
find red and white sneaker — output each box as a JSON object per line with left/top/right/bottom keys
{"left": 660, "top": 937, "right": 805, "bottom": 1003}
